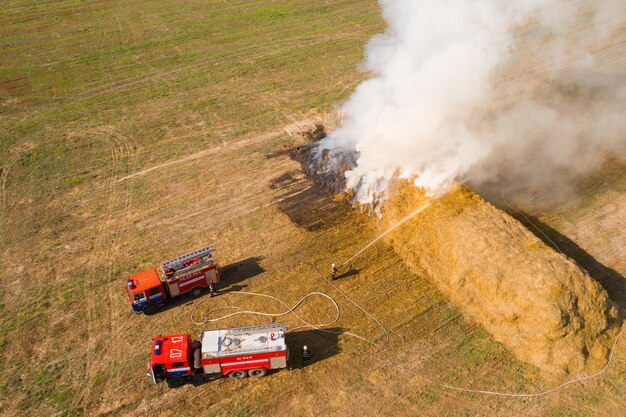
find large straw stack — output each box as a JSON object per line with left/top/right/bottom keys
{"left": 378, "top": 183, "right": 620, "bottom": 377}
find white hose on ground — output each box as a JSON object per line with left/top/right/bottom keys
{"left": 191, "top": 290, "right": 379, "bottom": 345}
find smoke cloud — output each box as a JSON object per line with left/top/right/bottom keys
{"left": 316, "top": 0, "right": 626, "bottom": 204}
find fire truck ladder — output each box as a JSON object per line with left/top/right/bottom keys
{"left": 162, "top": 245, "right": 215, "bottom": 272}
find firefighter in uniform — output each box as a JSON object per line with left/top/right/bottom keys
{"left": 301, "top": 345, "right": 310, "bottom": 366}
{"left": 330, "top": 263, "right": 338, "bottom": 280}
{"left": 209, "top": 280, "right": 219, "bottom": 297}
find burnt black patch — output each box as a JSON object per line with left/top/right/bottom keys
{"left": 265, "top": 147, "right": 293, "bottom": 160}
{"left": 290, "top": 144, "right": 349, "bottom": 194}
{"left": 269, "top": 171, "right": 298, "bottom": 190}
{"left": 269, "top": 168, "right": 351, "bottom": 232}
{"left": 302, "top": 123, "right": 327, "bottom": 142}
{"left": 267, "top": 122, "right": 357, "bottom": 231}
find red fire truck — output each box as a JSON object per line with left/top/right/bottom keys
{"left": 125, "top": 245, "right": 220, "bottom": 314}
{"left": 147, "top": 323, "right": 289, "bottom": 388}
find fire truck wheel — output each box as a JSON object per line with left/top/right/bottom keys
{"left": 248, "top": 368, "right": 267, "bottom": 378}
{"left": 228, "top": 370, "right": 247, "bottom": 379}
{"left": 142, "top": 304, "right": 158, "bottom": 315}
{"left": 191, "top": 286, "right": 204, "bottom": 297}
{"left": 166, "top": 376, "right": 185, "bottom": 389}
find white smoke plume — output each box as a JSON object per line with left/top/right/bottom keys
{"left": 316, "top": 0, "right": 626, "bottom": 204}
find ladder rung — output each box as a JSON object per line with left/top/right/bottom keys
{"left": 162, "top": 245, "right": 214, "bottom": 270}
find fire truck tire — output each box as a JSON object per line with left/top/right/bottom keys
{"left": 166, "top": 376, "right": 185, "bottom": 389}
{"left": 248, "top": 368, "right": 267, "bottom": 378}
{"left": 142, "top": 304, "right": 158, "bottom": 315}
{"left": 228, "top": 370, "right": 247, "bottom": 379}
{"left": 191, "top": 286, "right": 204, "bottom": 297}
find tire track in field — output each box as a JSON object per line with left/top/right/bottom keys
{"left": 96, "top": 126, "right": 137, "bottom": 338}
{"left": 74, "top": 23, "right": 118, "bottom": 400}
{"left": 67, "top": 11, "right": 139, "bottom": 407}
{"left": 139, "top": 171, "right": 307, "bottom": 230}
{"left": 145, "top": 182, "right": 314, "bottom": 254}
{"left": 76, "top": 126, "right": 137, "bottom": 408}
{"left": 131, "top": 155, "right": 300, "bottom": 231}
{"left": 130, "top": 158, "right": 301, "bottom": 254}
{"left": 78, "top": 128, "right": 120, "bottom": 407}
{"left": 114, "top": 130, "right": 283, "bottom": 183}
{"left": 0, "top": 142, "right": 36, "bottom": 211}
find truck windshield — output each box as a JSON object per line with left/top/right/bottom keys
{"left": 134, "top": 292, "right": 147, "bottom": 303}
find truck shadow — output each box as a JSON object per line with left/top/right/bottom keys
{"left": 220, "top": 284, "right": 248, "bottom": 294}
{"left": 510, "top": 212, "right": 626, "bottom": 311}
{"left": 286, "top": 327, "right": 343, "bottom": 369}
{"left": 220, "top": 256, "right": 265, "bottom": 287}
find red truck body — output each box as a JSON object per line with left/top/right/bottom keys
{"left": 148, "top": 323, "right": 289, "bottom": 388}
{"left": 125, "top": 246, "right": 220, "bottom": 314}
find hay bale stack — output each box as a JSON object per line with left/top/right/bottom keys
{"left": 379, "top": 183, "right": 621, "bottom": 377}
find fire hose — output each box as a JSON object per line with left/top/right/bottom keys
{"left": 191, "top": 290, "right": 380, "bottom": 345}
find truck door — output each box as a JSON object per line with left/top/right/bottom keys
{"left": 150, "top": 363, "right": 166, "bottom": 383}
{"left": 147, "top": 287, "right": 164, "bottom": 304}
{"left": 132, "top": 292, "right": 147, "bottom": 312}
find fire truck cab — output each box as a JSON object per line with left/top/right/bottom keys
{"left": 148, "top": 323, "right": 289, "bottom": 388}
{"left": 125, "top": 245, "right": 220, "bottom": 314}
{"left": 148, "top": 333, "right": 196, "bottom": 387}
